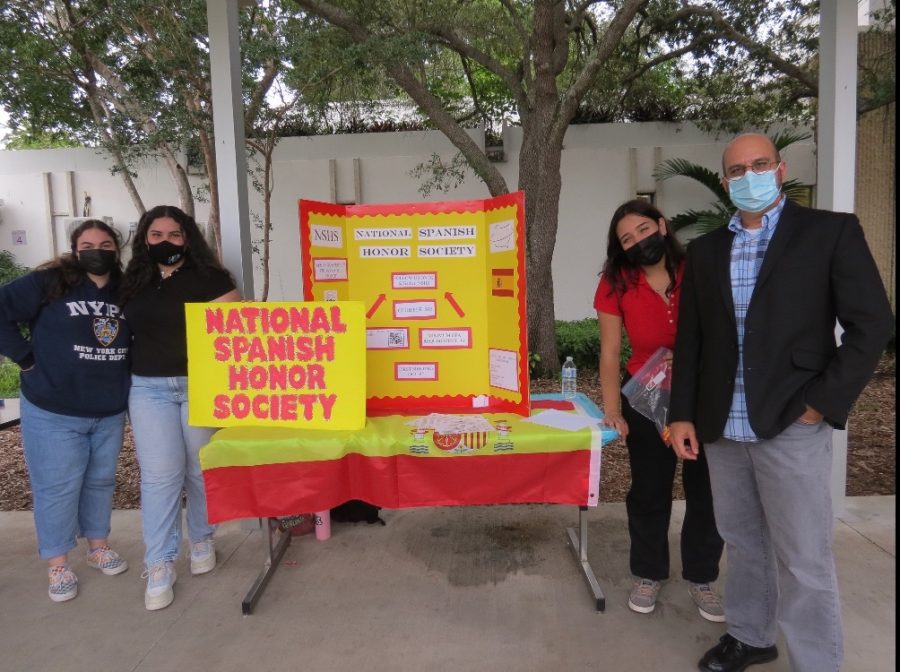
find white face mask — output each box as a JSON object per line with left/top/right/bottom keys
{"left": 728, "top": 167, "right": 781, "bottom": 213}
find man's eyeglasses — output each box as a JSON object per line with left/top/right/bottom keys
{"left": 724, "top": 159, "right": 781, "bottom": 180}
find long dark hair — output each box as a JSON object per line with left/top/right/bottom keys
{"left": 600, "top": 199, "right": 685, "bottom": 298}
{"left": 36, "top": 219, "right": 123, "bottom": 302}
{"left": 120, "top": 205, "right": 225, "bottom": 305}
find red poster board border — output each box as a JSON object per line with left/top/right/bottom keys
{"left": 300, "top": 192, "right": 528, "bottom": 416}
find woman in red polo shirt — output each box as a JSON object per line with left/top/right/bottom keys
{"left": 595, "top": 199, "right": 724, "bottom": 621}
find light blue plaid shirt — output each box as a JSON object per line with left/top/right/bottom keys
{"left": 724, "top": 196, "right": 786, "bottom": 442}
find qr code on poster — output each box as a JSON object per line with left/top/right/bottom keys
{"left": 388, "top": 330, "right": 407, "bottom": 347}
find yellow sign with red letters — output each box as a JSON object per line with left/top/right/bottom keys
{"left": 186, "top": 301, "right": 366, "bottom": 429}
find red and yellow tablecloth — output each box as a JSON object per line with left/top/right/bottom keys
{"left": 200, "top": 394, "right": 614, "bottom": 523}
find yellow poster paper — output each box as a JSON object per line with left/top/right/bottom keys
{"left": 299, "top": 194, "right": 529, "bottom": 416}
{"left": 186, "top": 301, "right": 366, "bottom": 430}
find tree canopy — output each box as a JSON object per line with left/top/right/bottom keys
{"left": 285, "top": 0, "right": 879, "bottom": 371}
{"left": 0, "top": 0, "right": 893, "bottom": 370}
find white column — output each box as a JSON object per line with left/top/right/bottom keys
{"left": 817, "top": 0, "right": 858, "bottom": 517}
{"left": 206, "top": 0, "right": 255, "bottom": 299}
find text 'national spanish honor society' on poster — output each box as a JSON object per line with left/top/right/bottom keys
{"left": 299, "top": 193, "right": 529, "bottom": 416}
{"left": 185, "top": 301, "right": 367, "bottom": 430}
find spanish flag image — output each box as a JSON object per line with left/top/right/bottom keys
{"left": 491, "top": 268, "right": 515, "bottom": 297}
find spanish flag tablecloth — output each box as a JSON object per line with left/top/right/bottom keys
{"left": 199, "top": 393, "right": 615, "bottom": 523}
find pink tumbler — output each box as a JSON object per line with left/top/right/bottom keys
{"left": 314, "top": 510, "right": 331, "bottom": 541}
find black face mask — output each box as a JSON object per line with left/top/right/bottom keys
{"left": 147, "top": 240, "right": 186, "bottom": 266}
{"left": 77, "top": 249, "right": 118, "bottom": 276}
{"left": 623, "top": 232, "right": 667, "bottom": 267}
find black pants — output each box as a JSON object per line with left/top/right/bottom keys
{"left": 621, "top": 390, "right": 723, "bottom": 583}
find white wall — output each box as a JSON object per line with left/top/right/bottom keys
{"left": 0, "top": 122, "right": 816, "bottom": 319}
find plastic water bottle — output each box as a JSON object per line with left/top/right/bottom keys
{"left": 561, "top": 356, "right": 577, "bottom": 399}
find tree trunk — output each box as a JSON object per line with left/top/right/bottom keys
{"left": 80, "top": 62, "right": 147, "bottom": 217}
{"left": 159, "top": 146, "right": 194, "bottom": 218}
{"left": 86, "top": 97, "right": 146, "bottom": 216}
{"left": 112, "top": 158, "right": 147, "bottom": 218}
{"left": 518, "top": 121, "right": 564, "bottom": 377}
{"left": 518, "top": 1, "right": 567, "bottom": 378}
{"left": 260, "top": 141, "right": 274, "bottom": 301}
{"left": 199, "top": 128, "right": 223, "bottom": 260}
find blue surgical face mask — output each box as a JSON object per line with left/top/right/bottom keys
{"left": 728, "top": 167, "right": 781, "bottom": 213}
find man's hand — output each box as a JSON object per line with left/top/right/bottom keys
{"left": 668, "top": 421, "right": 699, "bottom": 460}
{"left": 796, "top": 405, "right": 824, "bottom": 425}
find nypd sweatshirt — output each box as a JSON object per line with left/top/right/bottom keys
{"left": 0, "top": 270, "right": 131, "bottom": 417}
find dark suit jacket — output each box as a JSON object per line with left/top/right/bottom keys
{"left": 670, "top": 199, "right": 894, "bottom": 443}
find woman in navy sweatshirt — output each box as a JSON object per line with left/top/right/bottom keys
{"left": 0, "top": 220, "right": 131, "bottom": 602}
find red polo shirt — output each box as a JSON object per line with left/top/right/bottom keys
{"left": 593, "top": 265, "right": 683, "bottom": 376}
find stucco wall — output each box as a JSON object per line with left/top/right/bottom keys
{"left": 0, "top": 121, "right": 818, "bottom": 319}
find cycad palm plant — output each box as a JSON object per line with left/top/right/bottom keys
{"left": 653, "top": 131, "right": 812, "bottom": 235}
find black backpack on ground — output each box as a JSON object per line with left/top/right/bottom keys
{"left": 330, "top": 499, "right": 386, "bottom": 525}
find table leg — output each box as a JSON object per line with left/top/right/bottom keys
{"left": 566, "top": 505, "right": 606, "bottom": 612}
{"left": 241, "top": 517, "right": 292, "bottom": 615}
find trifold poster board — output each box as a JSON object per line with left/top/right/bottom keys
{"left": 299, "top": 192, "right": 530, "bottom": 416}
{"left": 185, "top": 301, "right": 366, "bottom": 430}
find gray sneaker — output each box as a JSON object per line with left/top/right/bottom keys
{"left": 628, "top": 578, "right": 661, "bottom": 613}
{"left": 689, "top": 582, "right": 725, "bottom": 622}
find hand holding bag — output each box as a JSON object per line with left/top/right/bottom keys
{"left": 621, "top": 347, "right": 672, "bottom": 442}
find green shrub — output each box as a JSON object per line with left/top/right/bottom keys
{"left": 0, "top": 250, "right": 28, "bottom": 286}
{"left": 554, "top": 317, "right": 631, "bottom": 372}
{"left": 0, "top": 358, "right": 21, "bottom": 398}
{"left": 555, "top": 318, "right": 599, "bottom": 370}
{"left": 528, "top": 352, "right": 542, "bottom": 376}
{"left": 618, "top": 331, "right": 632, "bottom": 370}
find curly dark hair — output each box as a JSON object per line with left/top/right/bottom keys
{"left": 120, "top": 205, "right": 226, "bottom": 305}
{"left": 36, "top": 219, "right": 123, "bottom": 302}
{"left": 600, "top": 199, "right": 685, "bottom": 298}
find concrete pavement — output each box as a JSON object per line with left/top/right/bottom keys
{"left": 0, "top": 496, "right": 894, "bottom": 672}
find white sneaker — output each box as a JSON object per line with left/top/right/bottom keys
{"left": 143, "top": 561, "right": 176, "bottom": 611}
{"left": 190, "top": 538, "right": 216, "bottom": 575}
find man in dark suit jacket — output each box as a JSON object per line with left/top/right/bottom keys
{"left": 669, "top": 133, "right": 893, "bottom": 672}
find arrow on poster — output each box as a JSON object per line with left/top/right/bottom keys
{"left": 367, "top": 294, "right": 387, "bottom": 318}
{"left": 444, "top": 292, "right": 465, "bottom": 317}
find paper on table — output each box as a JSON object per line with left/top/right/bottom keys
{"left": 406, "top": 413, "right": 495, "bottom": 433}
{"left": 521, "top": 409, "right": 601, "bottom": 432}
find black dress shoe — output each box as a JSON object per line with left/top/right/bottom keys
{"left": 698, "top": 633, "right": 779, "bottom": 672}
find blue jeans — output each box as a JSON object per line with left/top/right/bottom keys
{"left": 129, "top": 375, "right": 216, "bottom": 567}
{"left": 20, "top": 395, "right": 125, "bottom": 560}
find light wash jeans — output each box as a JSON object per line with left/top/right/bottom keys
{"left": 129, "top": 375, "right": 215, "bottom": 567}
{"left": 20, "top": 395, "right": 125, "bottom": 560}
{"left": 706, "top": 421, "right": 842, "bottom": 672}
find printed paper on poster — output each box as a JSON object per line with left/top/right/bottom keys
{"left": 366, "top": 327, "right": 409, "bottom": 350}
{"left": 310, "top": 225, "right": 343, "bottom": 248}
{"left": 490, "top": 220, "right": 515, "bottom": 253}
{"left": 313, "top": 258, "right": 348, "bottom": 281}
{"left": 489, "top": 348, "right": 519, "bottom": 391}
{"left": 420, "top": 328, "right": 471, "bottom": 349}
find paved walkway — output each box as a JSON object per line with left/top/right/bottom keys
{"left": 0, "top": 496, "right": 894, "bottom": 672}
